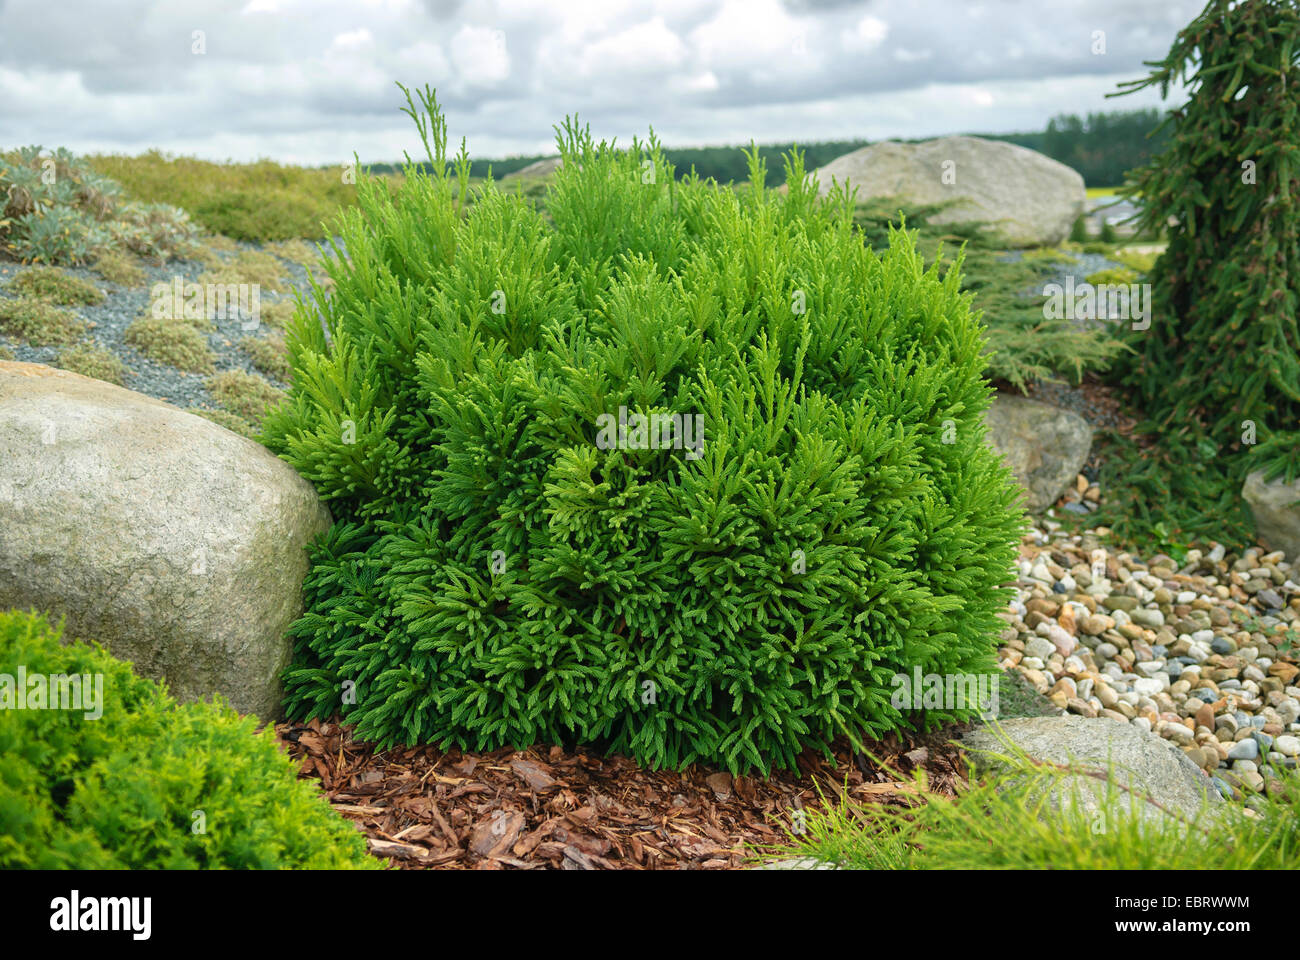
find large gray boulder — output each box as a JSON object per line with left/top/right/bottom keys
{"left": 0, "top": 362, "right": 330, "bottom": 719}
{"left": 984, "top": 394, "right": 1092, "bottom": 513}
{"left": 811, "top": 136, "right": 1086, "bottom": 247}
{"left": 1243, "top": 469, "right": 1300, "bottom": 563}
{"left": 960, "top": 716, "right": 1221, "bottom": 826}
{"left": 501, "top": 156, "right": 562, "bottom": 182}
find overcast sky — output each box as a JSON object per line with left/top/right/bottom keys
{"left": 0, "top": 0, "right": 1199, "bottom": 166}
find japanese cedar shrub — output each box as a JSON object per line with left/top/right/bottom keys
{"left": 261, "top": 85, "right": 1023, "bottom": 774}
{"left": 0, "top": 610, "right": 375, "bottom": 869}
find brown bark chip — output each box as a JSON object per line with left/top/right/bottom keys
{"left": 275, "top": 717, "right": 970, "bottom": 870}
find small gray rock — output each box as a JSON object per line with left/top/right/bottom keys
{"left": 984, "top": 394, "right": 1092, "bottom": 514}
{"left": 1130, "top": 608, "right": 1165, "bottom": 628}
{"left": 1227, "top": 739, "right": 1259, "bottom": 761}
{"left": 1243, "top": 470, "right": 1300, "bottom": 563}
{"left": 1257, "top": 588, "right": 1284, "bottom": 610}
{"left": 1024, "top": 636, "right": 1056, "bottom": 661}
{"left": 960, "top": 716, "right": 1220, "bottom": 827}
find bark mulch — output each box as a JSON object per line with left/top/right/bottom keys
{"left": 275, "top": 720, "right": 973, "bottom": 870}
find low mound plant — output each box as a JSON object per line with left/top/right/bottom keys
{"left": 197, "top": 248, "right": 290, "bottom": 294}
{"left": 0, "top": 296, "right": 87, "bottom": 346}
{"left": 1084, "top": 267, "right": 1139, "bottom": 287}
{"left": 123, "top": 312, "right": 214, "bottom": 373}
{"left": 92, "top": 250, "right": 148, "bottom": 286}
{"left": 0, "top": 609, "right": 376, "bottom": 869}
{"left": 240, "top": 332, "right": 291, "bottom": 382}
{"left": 267, "top": 238, "right": 323, "bottom": 268}
{"left": 207, "top": 368, "right": 285, "bottom": 423}
{"left": 56, "top": 342, "right": 127, "bottom": 385}
{"left": 262, "top": 85, "right": 1023, "bottom": 774}
{"left": 1110, "top": 248, "right": 1158, "bottom": 274}
{"left": 8, "top": 266, "right": 104, "bottom": 305}
{"left": 257, "top": 298, "right": 298, "bottom": 330}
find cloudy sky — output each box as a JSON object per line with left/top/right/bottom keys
{"left": 0, "top": 0, "right": 1200, "bottom": 166}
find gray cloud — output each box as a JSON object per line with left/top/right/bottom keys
{"left": 0, "top": 0, "right": 1198, "bottom": 164}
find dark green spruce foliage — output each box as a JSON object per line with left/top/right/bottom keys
{"left": 262, "top": 85, "right": 1023, "bottom": 774}
{"left": 0, "top": 610, "right": 375, "bottom": 869}
{"left": 1113, "top": 0, "right": 1300, "bottom": 480}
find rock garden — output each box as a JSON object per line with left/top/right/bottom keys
{"left": 2, "top": 0, "right": 1298, "bottom": 872}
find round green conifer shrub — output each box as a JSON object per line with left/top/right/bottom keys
{"left": 0, "top": 609, "right": 376, "bottom": 869}
{"left": 261, "top": 85, "right": 1024, "bottom": 774}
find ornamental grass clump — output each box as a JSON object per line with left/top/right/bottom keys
{"left": 262, "top": 85, "right": 1023, "bottom": 774}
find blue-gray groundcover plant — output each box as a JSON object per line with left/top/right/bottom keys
{"left": 261, "top": 85, "right": 1024, "bottom": 774}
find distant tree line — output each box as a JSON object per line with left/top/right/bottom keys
{"left": 365, "top": 108, "right": 1169, "bottom": 188}
{"left": 988, "top": 109, "right": 1171, "bottom": 187}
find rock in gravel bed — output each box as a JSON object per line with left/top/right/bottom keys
{"left": 960, "top": 716, "right": 1221, "bottom": 825}
{"left": 1243, "top": 470, "right": 1300, "bottom": 564}
{"left": 984, "top": 394, "right": 1093, "bottom": 513}
{"left": 998, "top": 520, "right": 1300, "bottom": 800}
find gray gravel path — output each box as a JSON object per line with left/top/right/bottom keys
{"left": 0, "top": 242, "right": 318, "bottom": 408}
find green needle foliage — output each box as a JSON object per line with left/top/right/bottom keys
{"left": 262, "top": 84, "right": 1024, "bottom": 775}
{"left": 1112, "top": 0, "right": 1300, "bottom": 484}
{"left": 0, "top": 610, "right": 376, "bottom": 869}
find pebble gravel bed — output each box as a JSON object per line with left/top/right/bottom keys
{"left": 0, "top": 243, "right": 314, "bottom": 408}
{"left": 1001, "top": 516, "right": 1300, "bottom": 805}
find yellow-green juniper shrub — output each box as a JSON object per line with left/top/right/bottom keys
{"left": 0, "top": 610, "right": 377, "bottom": 869}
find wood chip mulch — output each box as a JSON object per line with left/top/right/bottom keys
{"left": 275, "top": 719, "right": 972, "bottom": 870}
